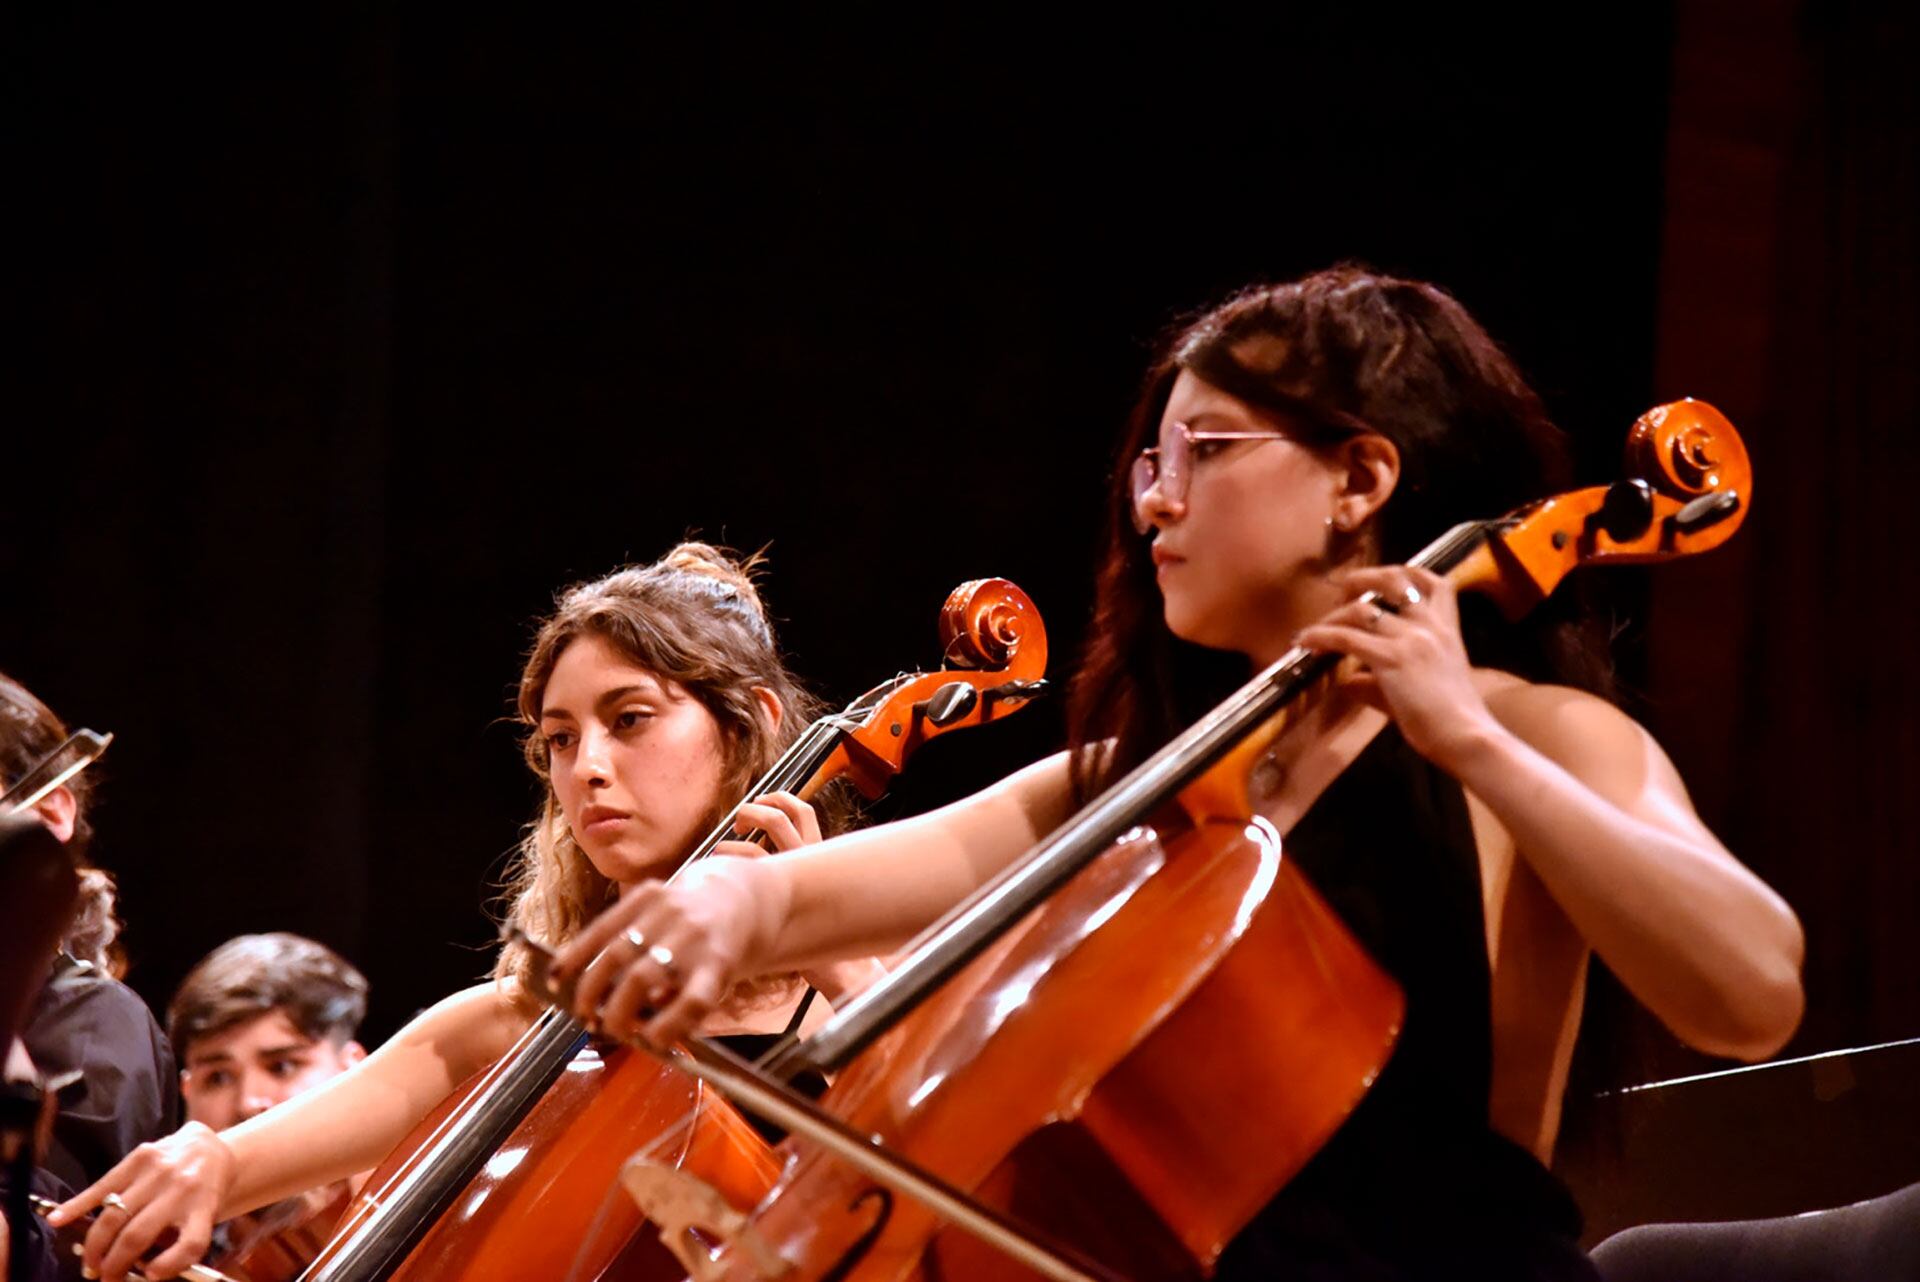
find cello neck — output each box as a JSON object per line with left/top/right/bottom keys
{"left": 303, "top": 577, "right": 1053, "bottom": 1280}
{"left": 302, "top": 1011, "right": 586, "bottom": 1282}
{"left": 791, "top": 520, "right": 1501, "bottom": 1076}
{"left": 668, "top": 708, "right": 871, "bottom": 882}
{"left": 305, "top": 708, "right": 865, "bottom": 1282}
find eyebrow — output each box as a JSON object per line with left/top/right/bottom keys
{"left": 187, "top": 1041, "right": 314, "bottom": 1070}
{"left": 540, "top": 682, "right": 665, "bottom": 724}
{"left": 1180, "top": 410, "right": 1255, "bottom": 430}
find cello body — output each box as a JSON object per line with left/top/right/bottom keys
{"left": 726, "top": 811, "right": 1403, "bottom": 1280}
{"left": 291, "top": 578, "right": 1050, "bottom": 1282}
{"left": 305, "top": 1042, "right": 780, "bottom": 1282}
{"left": 213, "top": 1184, "right": 358, "bottom": 1282}
{"left": 681, "top": 401, "right": 1754, "bottom": 1281}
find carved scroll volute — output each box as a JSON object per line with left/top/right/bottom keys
{"left": 938, "top": 578, "right": 1048, "bottom": 683}
{"left": 811, "top": 579, "right": 1050, "bottom": 799}
{"left": 1625, "top": 398, "right": 1752, "bottom": 555}
{"left": 1451, "top": 399, "right": 1753, "bottom": 618}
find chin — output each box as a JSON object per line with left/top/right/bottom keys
{"left": 1160, "top": 594, "right": 1242, "bottom": 655}
{"left": 582, "top": 843, "right": 666, "bottom": 888}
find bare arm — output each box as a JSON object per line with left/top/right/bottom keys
{"left": 555, "top": 751, "right": 1076, "bottom": 1043}
{"left": 217, "top": 981, "right": 530, "bottom": 1213}
{"left": 763, "top": 750, "right": 1076, "bottom": 969}
{"left": 1301, "top": 564, "right": 1805, "bottom": 1063}
{"left": 51, "top": 980, "right": 529, "bottom": 1281}
{"left": 1459, "top": 683, "right": 1804, "bottom": 1060}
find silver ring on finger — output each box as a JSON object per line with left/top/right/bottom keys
{"left": 101, "top": 1192, "right": 129, "bottom": 1216}
{"left": 646, "top": 943, "right": 680, "bottom": 984}
{"left": 622, "top": 928, "right": 647, "bottom": 952}
{"left": 1402, "top": 584, "right": 1423, "bottom": 607}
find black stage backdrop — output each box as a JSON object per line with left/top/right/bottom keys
{"left": 7, "top": 5, "right": 1914, "bottom": 1116}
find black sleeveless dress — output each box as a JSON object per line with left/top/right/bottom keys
{"left": 1214, "top": 726, "right": 1600, "bottom": 1281}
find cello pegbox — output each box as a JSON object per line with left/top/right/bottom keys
{"left": 1453, "top": 398, "right": 1754, "bottom": 618}
{"left": 816, "top": 578, "right": 1049, "bottom": 798}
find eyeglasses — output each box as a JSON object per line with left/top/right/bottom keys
{"left": 1128, "top": 420, "right": 1291, "bottom": 534}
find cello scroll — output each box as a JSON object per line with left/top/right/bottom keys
{"left": 652, "top": 403, "right": 1761, "bottom": 1282}
{"left": 1456, "top": 398, "right": 1751, "bottom": 618}
{"left": 816, "top": 578, "right": 1048, "bottom": 800}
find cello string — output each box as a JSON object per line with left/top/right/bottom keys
{"left": 514, "top": 938, "right": 1119, "bottom": 1282}
{"left": 662, "top": 716, "right": 846, "bottom": 885}
{"left": 310, "top": 606, "right": 1038, "bottom": 1279}
{"left": 799, "top": 518, "right": 1507, "bottom": 1071}
{"left": 450, "top": 692, "right": 928, "bottom": 1253}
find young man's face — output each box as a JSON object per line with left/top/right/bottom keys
{"left": 180, "top": 1008, "right": 364, "bottom": 1130}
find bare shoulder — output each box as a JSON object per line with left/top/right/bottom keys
{"left": 1474, "top": 673, "right": 1698, "bottom": 819}
{"left": 442, "top": 977, "right": 532, "bottom": 1020}
{"left": 1477, "top": 674, "right": 1642, "bottom": 753}
{"left": 473, "top": 978, "right": 542, "bottom": 1051}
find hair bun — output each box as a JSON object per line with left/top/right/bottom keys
{"left": 656, "top": 541, "right": 771, "bottom": 627}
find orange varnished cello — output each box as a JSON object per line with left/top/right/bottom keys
{"left": 586, "top": 401, "right": 1751, "bottom": 1281}
{"left": 213, "top": 1185, "right": 359, "bottom": 1282}
{"left": 275, "top": 579, "right": 1048, "bottom": 1282}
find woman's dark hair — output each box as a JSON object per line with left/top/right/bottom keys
{"left": 1067, "top": 265, "right": 1615, "bottom": 800}
{"left": 1067, "top": 265, "right": 1631, "bottom": 1153}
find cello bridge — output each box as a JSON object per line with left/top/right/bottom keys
{"left": 618, "top": 1156, "right": 786, "bottom": 1281}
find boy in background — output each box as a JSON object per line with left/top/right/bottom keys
{"left": 168, "top": 933, "right": 369, "bottom": 1132}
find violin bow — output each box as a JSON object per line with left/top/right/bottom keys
{"left": 0, "top": 730, "right": 113, "bottom": 815}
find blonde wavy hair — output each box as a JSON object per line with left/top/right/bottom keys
{"left": 493, "top": 543, "right": 838, "bottom": 1002}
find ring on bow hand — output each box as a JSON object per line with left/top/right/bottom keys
{"left": 646, "top": 943, "right": 680, "bottom": 983}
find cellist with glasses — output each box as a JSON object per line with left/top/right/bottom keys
{"left": 549, "top": 268, "right": 1806, "bottom": 1279}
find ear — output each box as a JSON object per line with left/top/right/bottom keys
{"left": 751, "top": 686, "right": 784, "bottom": 734}
{"left": 1329, "top": 432, "right": 1401, "bottom": 535}
{"left": 30, "top": 785, "right": 77, "bottom": 845}
{"left": 341, "top": 1040, "right": 368, "bottom": 1069}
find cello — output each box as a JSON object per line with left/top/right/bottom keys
{"left": 285, "top": 578, "right": 1048, "bottom": 1282}
{"left": 536, "top": 401, "right": 1753, "bottom": 1280}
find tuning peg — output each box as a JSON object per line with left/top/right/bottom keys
{"left": 920, "top": 682, "right": 980, "bottom": 727}
{"left": 1595, "top": 479, "right": 1656, "bottom": 542}
{"left": 1670, "top": 489, "right": 1742, "bottom": 535}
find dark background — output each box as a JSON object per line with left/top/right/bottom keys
{"left": 7, "top": 0, "right": 1916, "bottom": 1223}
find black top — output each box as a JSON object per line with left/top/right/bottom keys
{"left": 7, "top": 955, "right": 181, "bottom": 1282}
{"left": 716, "top": 988, "right": 829, "bottom": 1144}
{"left": 20, "top": 955, "right": 181, "bottom": 1196}
{"left": 1215, "top": 726, "right": 1599, "bottom": 1282}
